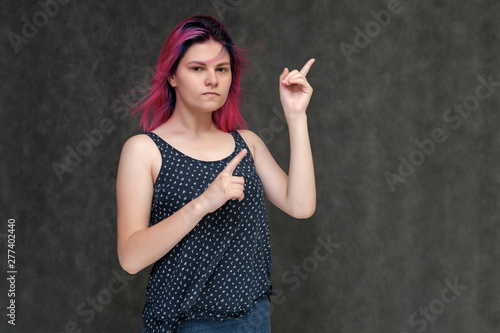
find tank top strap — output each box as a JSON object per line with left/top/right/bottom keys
{"left": 143, "top": 131, "right": 164, "bottom": 149}
{"left": 230, "top": 130, "right": 252, "bottom": 156}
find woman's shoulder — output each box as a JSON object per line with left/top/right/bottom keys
{"left": 120, "top": 133, "right": 158, "bottom": 159}
{"left": 123, "top": 132, "right": 155, "bottom": 146}
{"left": 236, "top": 129, "right": 265, "bottom": 146}
{"left": 236, "top": 129, "right": 268, "bottom": 159}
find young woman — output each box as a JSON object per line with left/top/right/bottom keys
{"left": 116, "top": 15, "right": 316, "bottom": 332}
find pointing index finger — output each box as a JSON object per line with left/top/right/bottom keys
{"left": 300, "top": 58, "right": 316, "bottom": 76}
{"left": 224, "top": 148, "right": 247, "bottom": 175}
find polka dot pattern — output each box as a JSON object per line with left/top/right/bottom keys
{"left": 141, "top": 131, "right": 273, "bottom": 332}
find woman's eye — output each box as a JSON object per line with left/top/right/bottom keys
{"left": 192, "top": 67, "right": 203, "bottom": 72}
{"left": 217, "top": 67, "right": 229, "bottom": 72}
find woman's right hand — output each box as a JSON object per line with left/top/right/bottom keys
{"left": 198, "top": 148, "right": 248, "bottom": 213}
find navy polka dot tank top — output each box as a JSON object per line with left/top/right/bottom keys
{"left": 141, "top": 130, "right": 273, "bottom": 332}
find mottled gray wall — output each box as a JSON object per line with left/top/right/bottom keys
{"left": 1, "top": 0, "right": 499, "bottom": 332}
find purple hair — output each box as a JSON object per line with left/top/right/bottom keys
{"left": 130, "top": 15, "right": 247, "bottom": 132}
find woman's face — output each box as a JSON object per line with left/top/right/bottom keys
{"left": 169, "top": 40, "right": 232, "bottom": 114}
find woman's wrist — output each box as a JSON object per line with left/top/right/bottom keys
{"left": 285, "top": 112, "right": 308, "bottom": 124}
{"left": 190, "top": 193, "right": 211, "bottom": 218}
{"left": 285, "top": 113, "right": 309, "bottom": 132}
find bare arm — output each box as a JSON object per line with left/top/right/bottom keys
{"left": 246, "top": 59, "right": 316, "bottom": 219}
{"left": 116, "top": 135, "right": 248, "bottom": 274}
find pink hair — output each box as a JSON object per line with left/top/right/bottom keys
{"left": 130, "top": 16, "right": 247, "bottom": 132}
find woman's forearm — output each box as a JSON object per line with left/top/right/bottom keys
{"left": 118, "top": 196, "right": 208, "bottom": 275}
{"left": 285, "top": 113, "right": 316, "bottom": 218}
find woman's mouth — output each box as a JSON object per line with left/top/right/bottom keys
{"left": 203, "top": 92, "right": 220, "bottom": 97}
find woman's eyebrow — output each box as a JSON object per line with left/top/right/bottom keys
{"left": 186, "top": 61, "right": 230, "bottom": 66}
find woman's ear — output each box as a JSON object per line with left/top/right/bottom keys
{"left": 168, "top": 74, "right": 176, "bottom": 88}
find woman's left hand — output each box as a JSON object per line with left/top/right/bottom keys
{"left": 279, "top": 58, "right": 315, "bottom": 119}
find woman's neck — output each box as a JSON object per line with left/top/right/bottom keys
{"left": 167, "top": 106, "right": 218, "bottom": 134}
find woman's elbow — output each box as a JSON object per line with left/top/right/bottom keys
{"left": 118, "top": 250, "right": 142, "bottom": 275}
{"left": 290, "top": 203, "right": 316, "bottom": 219}
{"left": 120, "top": 262, "right": 140, "bottom": 275}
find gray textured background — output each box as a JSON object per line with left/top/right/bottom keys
{"left": 1, "top": 0, "right": 500, "bottom": 332}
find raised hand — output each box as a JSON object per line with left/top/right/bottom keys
{"left": 279, "top": 58, "right": 315, "bottom": 119}
{"left": 199, "top": 148, "right": 248, "bottom": 213}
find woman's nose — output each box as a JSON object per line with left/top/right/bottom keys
{"left": 205, "top": 70, "right": 218, "bottom": 87}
